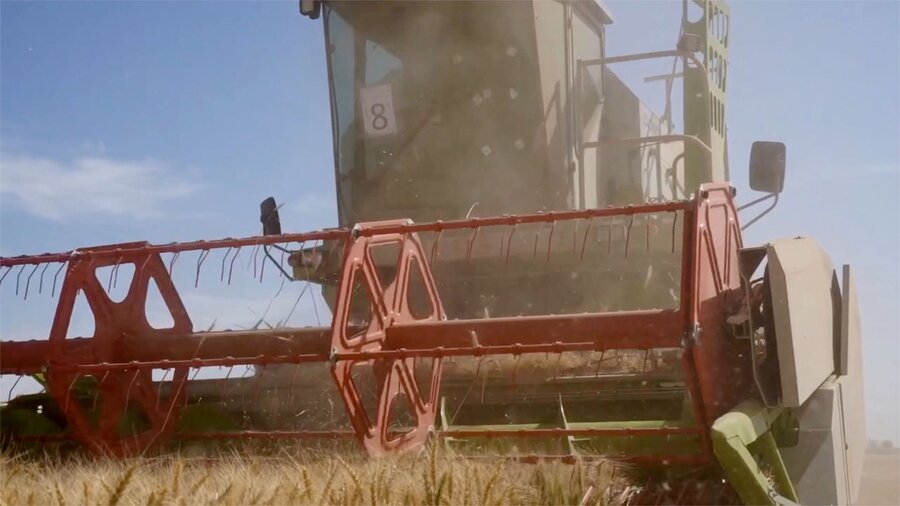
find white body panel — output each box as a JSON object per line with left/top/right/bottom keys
{"left": 838, "top": 264, "right": 865, "bottom": 503}
{"left": 772, "top": 260, "right": 865, "bottom": 505}
{"left": 781, "top": 379, "right": 851, "bottom": 505}
{"left": 766, "top": 238, "right": 836, "bottom": 407}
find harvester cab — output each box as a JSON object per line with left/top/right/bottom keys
{"left": 311, "top": 0, "right": 728, "bottom": 225}
{"left": 293, "top": 0, "right": 730, "bottom": 317}
{"left": 0, "top": 1, "right": 866, "bottom": 505}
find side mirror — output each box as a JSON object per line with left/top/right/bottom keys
{"left": 749, "top": 141, "right": 786, "bottom": 194}
{"left": 260, "top": 197, "right": 282, "bottom": 236}
{"left": 299, "top": 0, "right": 321, "bottom": 19}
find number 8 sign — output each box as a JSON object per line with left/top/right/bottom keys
{"left": 360, "top": 84, "right": 398, "bottom": 137}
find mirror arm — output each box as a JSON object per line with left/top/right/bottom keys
{"left": 738, "top": 192, "right": 775, "bottom": 211}
{"left": 740, "top": 193, "right": 779, "bottom": 230}
{"left": 263, "top": 245, "right": 296, "bottom": 281}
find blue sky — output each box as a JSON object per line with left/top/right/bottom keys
{"left": 1, "top": 1, "right": 897, "bottom": 443}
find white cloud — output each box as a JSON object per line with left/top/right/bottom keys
{"left": 0, "top": 152, "right": 202, "bottom": 221}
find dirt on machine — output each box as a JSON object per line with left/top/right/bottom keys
{"left": 0, "top": 1, "right": 867, "bottom": 504}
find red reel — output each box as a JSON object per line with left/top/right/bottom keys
{"left": 330, "top": 223, "right": 445, "bottom": 456}
{"left": 46, "top": 244, "right": 191, "bottom": 456}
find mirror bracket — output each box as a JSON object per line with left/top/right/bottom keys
{"left": 739, "top": 193, "right": 780, "bottom": 230}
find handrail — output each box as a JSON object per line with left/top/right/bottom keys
{"left": 574, "top": 49, "right": 714, "bottom": 201}
{"left": 583, "top": 134, "right": 712, "bottom": 154}
{"left": 579, "top": 49, "right": 709, "bottom": 98}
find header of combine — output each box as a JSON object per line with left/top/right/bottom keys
{"left": 1, "top": 1, "right": 865, "bottom": 505}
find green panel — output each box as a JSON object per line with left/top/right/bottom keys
{"left": 711, "top": 399, "right": 799, "bottom": 505}
{"left": 683, "top": 0, "right": 730, "bottom": 192}
{"left": 0, "top": 406, "right": 62, "bottom": 436}
{"left": 441, "top": 416, "right": 702, "bottom": 458}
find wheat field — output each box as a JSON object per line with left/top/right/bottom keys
{"left": 1, "top": 445, "right": 638, "bottom": 506}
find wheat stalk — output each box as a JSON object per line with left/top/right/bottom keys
{"left": 106, "top": 464, "right": 137, "bottom": 506}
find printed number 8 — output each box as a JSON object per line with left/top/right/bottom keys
{"left": 371, "top": 103, "right": 388, "bottom": 130}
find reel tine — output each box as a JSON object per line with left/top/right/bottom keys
{"left": 135, "top": 255, "right": 153, "bottom": 290}
{"left": 314, "top": 244, "right": 330, "bottom": 326}
{"left": 161, "top": 368, "right": 186, "bottom": 437}
{"left": 238, "top": 365, "right": 252, "bottom": 410}
{"left": 449, "top": 355, "right": 485, "bottom": 425}
{"left": 259, "top": 248, "right": 266, "bottom": 283}
{"left": 227, "top": 247, "right": 241, "bottom": 285}
{"left": 107, "top": 257, "right": 121, "bottom": 292}
{"left": 138, "top": 253, "right": 152, "bottom": 277}
{"left": 251, "top": 244, "right": 261, "bottom": 280}
{"left": 546, "top": 220, "right": 556, "bottom": 263}
{"left": 0, "top": 265, "right": 11, "bottom": 288}
{"left": 195, "top": 249, "right": 210, "bottom": 288}
{"left": 38, "top": 263, "right": 49, "bottom": 295}
{"left": 15, "top": 264, "right": 25, "bottom": 296}
{"left": 168, "top": 252, "right": 180, "bottom": 277}
{"left": 7, "top": 374, "right": 23, "bottom": 402}
{"left": 93, "top": 371, "right": 111, "bottom": 412}
{"left": 278, "top": 248, "right": 286, "bottom": 278}
{"left": 23, "top": 264, "right": 38, "bottom": 300}
{"left": 505, "top": 224, "right": 517, "bottom": 265}
{"left": 624, "top": 214, "right": 635, "bottom": 258}
{"left": 646, "top": 215, "right": 651, "bottom": 252}
{"left": 671, "top": 211, "right": 679, "bottom": 253}
{"left": 51, "top": 262, "right": 66, "bottom": 298}
{"left": 220, "top": 247, "right": 233, "bottom": 282}
{"left": 480, "top": 357, "right": 490, "bottom": 402}
{"left": 113, "top": 260, "right": 121, "bottom": 290}
{"left": 580, "top": 218, "right": 594, "bottom": 261}
{"left": 594, "top": 350, "right": 606, "bottom": 377}
{"left": 300, "top": 242, "right": 322, "bottom": 326}
{"left": 465, "top": 227, "right": 480, "bottom": 264}
{"left": 294, "top": 240, "right": 305, "bottom": 280}
{"left": 156, "top": 368, "right": 171, "bottom": 410}
{"left": 607, "top": 218, "right": 613, "bottom": 254}
{"left": 552, "top": 351, "right": 563, "bottom": 379}
{"left": 573, "top": 218, "right": 578, "bottom": 255}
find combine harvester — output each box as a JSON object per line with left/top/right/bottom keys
{"left": 0, "top": 1, "right": 866, "bottom": 504}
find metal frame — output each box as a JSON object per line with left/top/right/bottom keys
{"left": 574, "top": 50, "right": 714, "bottom": 206}
{"left": 1, "top": 183, "right": 747, "bottom": 463}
